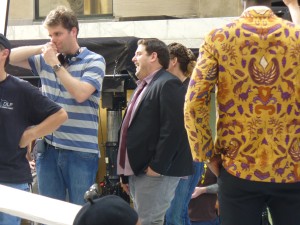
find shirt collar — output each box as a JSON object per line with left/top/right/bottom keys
{"left": 137, "top": 68, "right": 161, "bottom": 86}
{"left": 241, "top": 6, "right": 275, "bottom": 18}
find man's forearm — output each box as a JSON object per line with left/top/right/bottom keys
{"left": 284, "top": 0, "right": 300, "bottom": 25}
{"left": 19, "top": 108, "right": 68, "bottom": 148}
{"left": 205, "top": 183, "right": 219, "bottom": 194}
{"left": 54, "top": 66, "right": 97, "bottom": 103}
{"left": 10, "top": 45, "right": 43, "bottom": 69}
{"left": 30, "top": 108, "right": 68, "bottom": 139}
{"left": 289, "top": 5, "right": 300, "bottom": 25}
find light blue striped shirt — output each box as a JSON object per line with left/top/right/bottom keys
{"left": 28, "top": 47, "right": 105, "bottom": 154}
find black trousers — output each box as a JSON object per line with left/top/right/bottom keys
{"left": 218, "top": 167, "right": 300, "bottom": 225}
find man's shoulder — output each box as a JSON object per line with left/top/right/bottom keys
{"left": 4, "top": 75, "right": 40, "bottom": 98}
{"left": 150, "top": 70, "right": 183, "bottom": 93}
{"left": 81, "top": 47, "right": 105, "bottom": 60}
{"left": 7, "top": 75, "right": 30, "bottom": 87}
{"left": 152, "top": 70, "right": 180, "bottom": 85}
{"left": 157, "top": 69, "right": 178, "bottom": 80}
{"left": 205, "top": 14, "right": 300, "bottom": 41}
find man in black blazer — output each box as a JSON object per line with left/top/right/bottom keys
{"left": 117, "top": 38, "right": 193, "bottom": 225}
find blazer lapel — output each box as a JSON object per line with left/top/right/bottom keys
{"left": 130, "top": 69, "right": 164, "bottom": 123}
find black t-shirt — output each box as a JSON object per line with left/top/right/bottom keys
{"left": 0, "top": 75, "right": 62, "bottom": 183}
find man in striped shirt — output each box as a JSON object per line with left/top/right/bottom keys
{"left": 10, "top": 6, "right": 106, "bottom": 205}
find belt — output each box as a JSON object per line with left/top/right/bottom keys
{"left": 45, "top": 142, "right": 62, "bottom": 150}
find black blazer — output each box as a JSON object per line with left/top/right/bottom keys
{"left": 123, "top": 69, "right": 193, "bottom": 177}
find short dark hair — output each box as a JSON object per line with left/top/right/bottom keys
{"left": 43, "top": 6, "right": 79, "bottom": 36}
{"left": 138, "top": 38, "right": 170, "bottom": 69}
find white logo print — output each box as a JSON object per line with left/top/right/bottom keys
{"left": 0, "top": 99, "right": 13, "bottom": 110}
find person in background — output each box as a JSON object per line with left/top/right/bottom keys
{"left": 9, "top": 6, "right": 106, "bottom": 205}
{"left": 184, "top": 0, "right": 300, "bottom": 224}
{"left": 189, "top": 165, "right": 220, "bottom": 225}
{"left": 117, "top": 38, "right": 194, "bottom": 225}
{"left": 167, "top": 42, "right": 196, "bottom": 86}
{"left": 0, "top": 34, "right": 67, "bottom": 225}
{"left": 165, "top": 42, "right": 204, "bottom": 225}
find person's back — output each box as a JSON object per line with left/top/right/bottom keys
{"left": 184, "top": 1, "right": 300, "bottom": 225}
{"left": 207, "top": 4, "right": 300, "bottom": 182}
{"left": 186, "top": 0, "right": 300, "bottom": 184}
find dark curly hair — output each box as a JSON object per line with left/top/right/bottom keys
{"left": 168, "top": 42, "right": 196, "bottom": 77}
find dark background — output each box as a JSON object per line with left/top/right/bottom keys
{"left": 7, "top": 36, "right": 139, "bottom": 88}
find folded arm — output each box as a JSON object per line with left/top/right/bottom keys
{"left": 191, "top": 183, "right": 219, "bottom": 199}
{"left": 19, "top": 108, "right": 68, "bottom": 148}
{"left": 10, "top": 45, "right": 43, "bottom": 70}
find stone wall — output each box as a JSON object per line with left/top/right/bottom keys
{"left": 8, "top": 0, "right": 243, "bottom": 24}
{"left": 6, "top": 17, "right": 237, "bottom": 48}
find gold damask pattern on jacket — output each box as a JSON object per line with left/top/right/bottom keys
{"left": 184, "top": 8, "right": 300, "bottom": 183}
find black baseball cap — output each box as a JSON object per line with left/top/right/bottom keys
{"left": 0, "top": 33, "right": 11, "bottom": 51}
{"left": 73, "top": 195, "right": 139, "bottom": 225}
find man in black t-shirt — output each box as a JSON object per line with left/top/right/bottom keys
{"left": 0, "top": 34, "right": 68, "bottom": 225}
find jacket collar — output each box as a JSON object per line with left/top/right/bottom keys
{"left": 241, "top": 6, "right": 275, "bottom": 19}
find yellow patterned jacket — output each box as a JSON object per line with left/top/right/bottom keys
{"left": 184, "top": 6, "right": 300, "bottom": 183}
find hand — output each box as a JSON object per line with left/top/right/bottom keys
{"left": 215, "top": 199, "right": 220, "bottom": 216}
{"left": 145, "top": 166, "right": 161, "bottom": 177}
{"left": 27, "top": 142, "right": 32, "bottom": 153}
{"left": 28, "top": 160, "right": 36, "bottom": 170}
{"left": 42, "top": 42, "right": 59, "bottom": 66}
{"left": 120, "top": 181, "right": 130, "bottom": 195}
{"left": 191, "top": 186, "right": 206, "bottom": 199}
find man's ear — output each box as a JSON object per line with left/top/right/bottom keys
{"left": 2, "top": 49, "right": 10, "bottom": 58}
{"left": 171, "top": 57, "right": 178, "bottom": 66}
{"left": 71, "top": 27, "right": 78, "bottom": 37}
{"left": 150, "top": 52, "right": 158, "bottom": 62}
